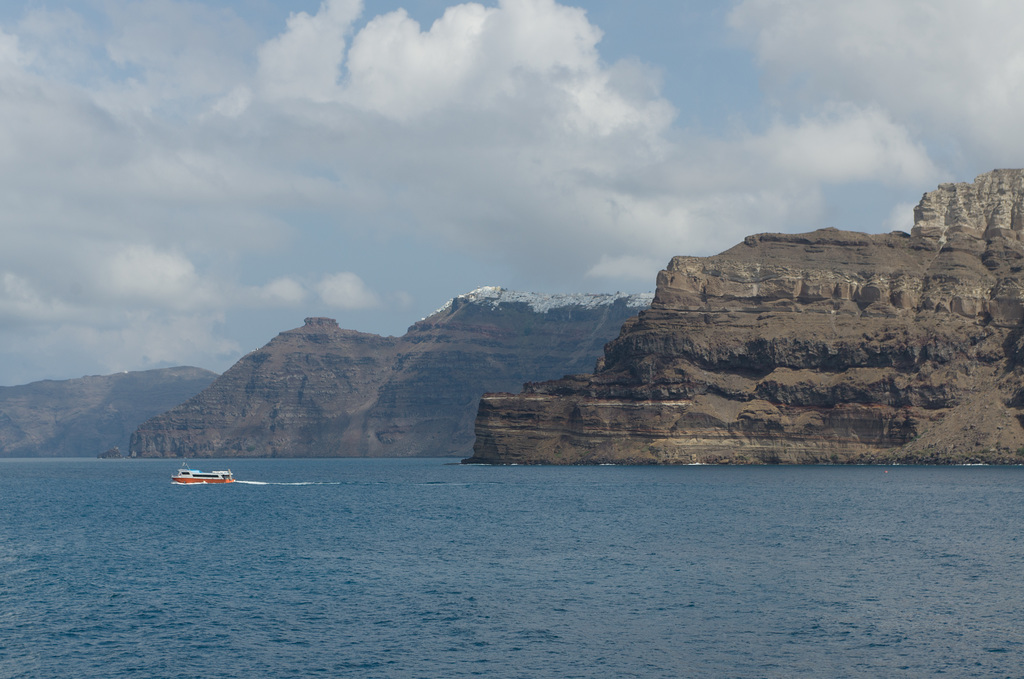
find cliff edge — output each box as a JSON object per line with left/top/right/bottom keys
{"left": 467, "top": 169, "right": 1024, "bottom": 464}
{"left": 130, "top": 290, "right": 651, "bottom": 458}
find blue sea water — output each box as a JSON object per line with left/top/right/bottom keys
{"left": 2, "top": 459, "right": 1023, "bottom": 678}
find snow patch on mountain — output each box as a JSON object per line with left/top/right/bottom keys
{"left": 427, "top": 286, "right": 654, "bottom": 319}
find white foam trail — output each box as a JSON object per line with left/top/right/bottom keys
{"left": 235, "top": 480, "right": 342, "bottom": 486}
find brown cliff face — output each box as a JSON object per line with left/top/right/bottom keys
{"left": 130, "top": 290, "right": 651, "bottom": 458}
{"left": 467, "top": 170, "right": 1024, "bottom": 465}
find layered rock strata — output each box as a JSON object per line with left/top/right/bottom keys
{"left": 130, "top": 288, "right": 651, "bottom": 458}
{"left": 467, "top": 170, "right": 1024, "bottom": 464}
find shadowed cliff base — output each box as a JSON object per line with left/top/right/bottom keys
{"left": 467, "top": 170, "right": 1024, "bottom": 465}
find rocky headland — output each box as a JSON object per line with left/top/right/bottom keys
{"left": 467, "top": 170, "right": 1024, "bottom": 465}
{"left": 129, "top": 288, "right": 651, "bottom": 458}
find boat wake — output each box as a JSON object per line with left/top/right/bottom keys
{"left": 234, "top": 480, "right": 343, "bottom": 486}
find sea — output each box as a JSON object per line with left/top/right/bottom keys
{"left": 2, "top": 458, "right": 1023, "bottom": 679}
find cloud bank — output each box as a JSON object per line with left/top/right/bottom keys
{"left": 0, "top": 0, "right": 1019, "bottom": 382}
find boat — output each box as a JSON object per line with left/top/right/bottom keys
{"left": 171, "top": 461, "right": 235, "bottom": 484}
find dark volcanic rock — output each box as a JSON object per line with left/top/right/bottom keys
{"left": 466, "top": 170, "right": 1024, "bottom": 465}
{"left": 0, "top": 367, "right": 218, "bottom": 457}
{"left": 129, "top": 289, "right": 652, "bottom": 458}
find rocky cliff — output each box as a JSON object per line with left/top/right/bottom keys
{"left": 467, "top": 170, "right": 1024, "bottom": 464}
{"left": 0, "top": 367, "right": 217, "bottom": 457}
{"left": 129, "top": 288, "right": 652, "bottom": 458}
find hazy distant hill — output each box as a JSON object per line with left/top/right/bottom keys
{"left": 130, "top": 287, "right": 652, "bottom": 458}
{"left": 0, "top": 367, "right": 218, "bottom": 457}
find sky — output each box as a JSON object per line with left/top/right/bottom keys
{"left": 0, "top": 0, "right": 1020, "bottom": 385}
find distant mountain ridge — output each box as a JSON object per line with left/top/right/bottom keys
{"left": 0, "top": 367, "right": 218, "bottom": 457}
{"left": 130, "top": 287, "right": 652, "bottom": 458}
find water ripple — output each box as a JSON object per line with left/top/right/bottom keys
{"left": 1, "top": 459, "right": 1023, "bottom": 677}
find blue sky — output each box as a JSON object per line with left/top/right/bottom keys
{"left": 0, "top": 0, "right": 1015, "bottom": 384}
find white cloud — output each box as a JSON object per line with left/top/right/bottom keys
{"left": 94, "top": 245, "right": 216, "bottom": 310}
{"left": 341, "top": 4, "right": 494, "bottom": 120}
{"left": 748, "top": 104, "right": 938, "bottom": 185}
{"left": 337, "top": 0, "right": 674, "bottom": 135}
{"left": 728, "top": 0, "right": 1024, "bottom": 164}
{"left": 885, "top": 201, "right": 916, "bottom": 233}
{"left": 316, "top": 272, "right": 380, "bottom": 309}
{"left": 0, "top": 26, "right": 29, "bottom": 72}
{"left": 585, "top": 254, "right": 664, "bottom": 281}
{"left": 210, "top": 85, "right": 252, "bottom": 118}
{"left": 79, "top": 0, "right": 258, "bottom": 114}
{"left": 84, "top": 311, "right": 239, "bottom": 373}
{"left": 4, "top": 0, "right": 1015, "bottom": 384}
{"left": 257, "top": 0, "right": 362, "bottom": 101}
{"left": 391, "top": 290, "right": 414, "bottom": 309}
{"left": 256, "top": 277, "right": 308, "bottom": 306}
{"left": 0, "top": 272, "right": 74, "bottom": 322}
